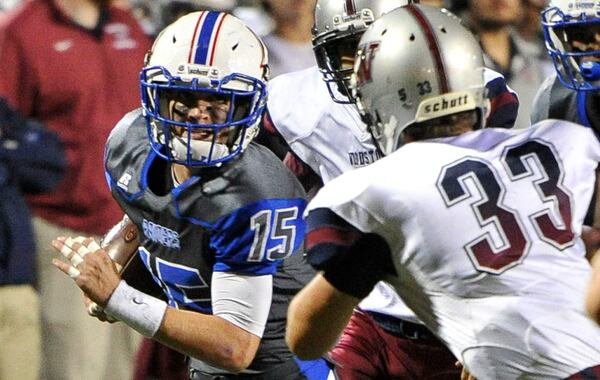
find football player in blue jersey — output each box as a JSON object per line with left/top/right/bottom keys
{"left": 50, "top": 11, "right": 332, "bottom": 380}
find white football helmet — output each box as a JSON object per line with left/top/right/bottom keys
{"left": 352, "top": 4, "right": 489, "bottom": 155}
{"left": 140, "top": 11, "right": 268, "bottom": 167}
{"left": 312, "top": 0, "right": 415, "bottom": 103}
{"left": 542, "top": 0, "right": 600, "bottom": 91}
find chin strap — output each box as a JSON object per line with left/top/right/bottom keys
{"left": 171, "top": 135, "right": 230, "bottom": 163}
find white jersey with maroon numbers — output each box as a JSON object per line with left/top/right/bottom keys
{"left": 307, "top": 119, "right": 600, "bottom": 379}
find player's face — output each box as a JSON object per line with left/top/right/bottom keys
{"left": 336, "top": 35, "right": 362, "bottom": 72}
{"left": 168, "top": 92, "right": 232, "bottom": 143}
{"left": 558, "top": 24, "right": 600, "bottom": 62}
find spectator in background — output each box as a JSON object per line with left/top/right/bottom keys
{"left": 0, "top": 0, "right": 151, "bottom": 379}
{"left": 516, "top": 0, "right": 551, "bottom": 60}
{"left": 126, "top": 0, "right": 237, "bottom": 37}
{"left": 462, "top": 0, "right": 552, "bottom": 129}
{"left": 261, "top": 0, "right": 317, "bottom": 77}
{"left": 0, "top": 99, "right": 65, "bottom": 380}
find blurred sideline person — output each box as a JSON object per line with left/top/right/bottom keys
{"left": 127, "top": 0, "right": 237, "bottom": 37}
{"left": 261, "top": 0, "right": 317, "bottom": 77}
{"left": 515, "top": 0, "right": 550, "bottom": 60}
{"left": 258, "top": 0, "right": 519, "bottom": 378}
{"left": 51, "top": 11, "right": 334, "bottom": 380}
{"left": 462, "top": 0, "right": 552, "bottom": 129}
{"left": 0, "top": 99, "right": 65, "bottom": 380}
{"left": 286, "top": 4, "right": 600, "bottom": 379}
{"left": 0, "top": 1, "right": 151, "bottom": 379}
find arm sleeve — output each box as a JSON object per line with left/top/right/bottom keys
{"left": 530, "top": 77, "right": 553, "bottom": 125}
{"left": 305, "top": 207, "right": 395, "bottom": 299}
{"left": 484, "top": 73, "right": 520, "bottom": 129}
{"left": 211, "top": 272, "right": 273, "bottom": 337}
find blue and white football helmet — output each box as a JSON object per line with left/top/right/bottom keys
{"left": 542, "top": 0, "right": 600, "bottom": 91}
{"left": 140, "top": 11, "right": 268, "bottom": 167}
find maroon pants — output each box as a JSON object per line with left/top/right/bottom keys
{"left": 133, "top": 338, "right": 188, "bottom": 380}
{"left": 330, "top": 309, "right": 460, "bottom": 380}
{"left": 566, "top": 365, "right": 600, "bottom": 379}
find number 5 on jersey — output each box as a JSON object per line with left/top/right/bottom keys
{"left": 248, "top": 207, "right": 300, "bottom": 261}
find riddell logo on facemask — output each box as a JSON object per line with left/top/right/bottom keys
{"left": 423, "top": 94, "right": 469, "bottom": 114}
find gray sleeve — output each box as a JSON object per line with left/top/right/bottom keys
{"left": 211, "top": 272, "right": 273, "bottom": 338}
{"left": 530, "top": 75, "right": 555, "bottom": 125}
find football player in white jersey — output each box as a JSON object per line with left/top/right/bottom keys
{"left": 286, "top": 4, "right": 600, "bottom": 379}
{"left": 257, "top": 0, "right": 520, "bottom": 378}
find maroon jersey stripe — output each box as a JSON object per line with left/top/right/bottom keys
{"left": 306, "top": 226, "right": 360, "bottom": 250}
{"left": 406, "top": 4, "right": 449, "bottom": 93}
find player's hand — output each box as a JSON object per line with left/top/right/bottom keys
{"left": 456, "top": 361, "right": 477, "bottom": 380}
{"left": 51, "top": 236, "right": 121, "bottom": 307}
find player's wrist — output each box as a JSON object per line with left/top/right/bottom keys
{"left": 105, "top": 280, "right": 167, "bottom": 337}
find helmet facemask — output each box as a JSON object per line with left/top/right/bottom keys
{"left": 141, "top": 65, "right": 266, "bottom": 167}
{"left": 314, "top": 28, "right": 365, "bottom": 104}
{"left": 542, "top": 5, "right": 600, "bottom": 91}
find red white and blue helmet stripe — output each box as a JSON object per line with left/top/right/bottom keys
{"left": 188, "top": 11, "right": 227, "bottom": 65}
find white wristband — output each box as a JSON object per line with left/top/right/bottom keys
{"left": 105, "top": 280, "right": 167, "bottom": 337}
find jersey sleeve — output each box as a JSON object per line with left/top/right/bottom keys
{"left": 304, "top": 169, "right": 397, "bottom": 298}
{"left": 304, "top": 207, "right": 395, "bottom": 298}
{"left": 209, "top": 198, "right": 307, "bottom": 275}
{"left": 483, "top": 68, "right": 520, "bottom": 129}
